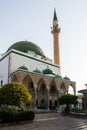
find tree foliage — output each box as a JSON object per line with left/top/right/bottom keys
{"left": 0, "top": 82, "right": 32, "bottom": 107}
{"left": 59, "top": 94, "right": 78, "bottom": 105}
{"left": 59, "top": 94, "right": 78, "bottom": 113}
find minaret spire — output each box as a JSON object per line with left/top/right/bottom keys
{"left": 53, "top": 8, "right": 58, "bottom": 21}
{"left": 51, "top": 9, "right": 61, "bottom": 69}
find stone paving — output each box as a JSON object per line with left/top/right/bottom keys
{"left": 0, "top": 113, "right": 87, "bottom": 130}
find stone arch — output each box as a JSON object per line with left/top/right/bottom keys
{"left": 37, "top": 78, "right": 46, "bottom": 89}
{"left": 37, "top": 78, "right": 48, "bottom": 109}
{"left": 22, "top": 74, "right": 32, "bottom": 87}
{"left": 69, "top": 82, "right": 76, "bottom": 95}
{"left": 22, "top": 74, "right": 35, "bottom": 108}
{"left": 68, "top": 85, "right": 74, "bottom": 94}
{"left": 11, "top": 75, "right": 18, "bottom": 82}
{"left": 49, "top": 80, "right": 58, "bottom": 110}
{"left": 49, "top": 80, "right": 57, "bottom": 92}
{"left": 60, "top": 82, "right": 67, "bottom": 95}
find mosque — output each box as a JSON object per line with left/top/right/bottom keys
{"left": 0, "top": 9, "right": 76, "bottom": 110}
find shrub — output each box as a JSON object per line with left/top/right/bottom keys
{"left": 0, "top": 82, "right": 32, "bottom": 109}
{"left": 71, "top": 108, "right": 84, "bottom": 113}
{"left": 0, "top": 108, "right": 17, "bottom": 123}
{"left": 0, "top": 109, "right": 35, "bottom": 123}
{"left": 16, "top": 110, "right": 35, "bottom": 122}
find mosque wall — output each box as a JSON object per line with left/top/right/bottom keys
{"left": 0, "top": 55, "right": 9, "bottom": 85}
{"left": 10, "top": 51, "right": 60, "bottom": 75}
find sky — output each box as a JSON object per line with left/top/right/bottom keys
{"left": 0, "top": 0, "right": 87, "bottom": 93}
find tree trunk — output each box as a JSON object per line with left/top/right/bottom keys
{"left": 65, "top": 104, "right": 70, "bottom": 113}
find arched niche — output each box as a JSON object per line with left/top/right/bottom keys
{"left": 22, "top": 74, "right": 35, "bottom": 94}
{"left": 49, "top": 80, "right": 58, "bottom": 110}
{"left": 22, "top": 74, "right": 35, "bottom": 108}
{"left": 49, "top": 80, "right": 57, "bottom": 94}
{"left": 37, "top": 78, "right": 46, "bottom": 89}
{"left": 60, "top": 82, "right": 67, "bottom": 94}
{"left": 37, "top": 78, "right": 48, "bottom": 109}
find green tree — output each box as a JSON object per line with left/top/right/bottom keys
{"left": 0, "top": 82, "right": 32, "bottom": 109}
{"left": 59, "top": 94, "right": 78, "bottom": 113}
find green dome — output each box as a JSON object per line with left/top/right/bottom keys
{"left": 43, "top": 67, "right": 53, "bottom": 74}
{"left": 55, "top": 75, "right": 62, "bottom": 79}
{"left": 18, "top": 65, "right": 28, "bottom": 71}
{"left": 33, "top": 68, "right": 41, "bottom": 74}
{"left": 63, "top": 76, "right": 70, "bottom": 81}
{"left": 7, "top": 41, "right": 45, "bottom": 57}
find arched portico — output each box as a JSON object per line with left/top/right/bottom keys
{"left": 10, "top": 70, "right": 76, "bottom": 111}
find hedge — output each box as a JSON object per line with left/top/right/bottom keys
{"left": 0, "top": 109, "right": 35, "bottom": 123}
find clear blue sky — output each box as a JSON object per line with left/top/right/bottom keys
{"left": 0, "top": 0, "right": 87, "bottom": 93}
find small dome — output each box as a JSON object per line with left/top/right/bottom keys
{"left": 63, "top": 76, "right": 70, "bottom": 81}
{"left": 7, "top": 41, "right": 45, "bottom": 57}
{"left": 43, "top": 67, "right": 53, "bottom": 74}
{"left": 55, "top": 75, "right": 62, "bottom": 79}
{"left": 33, "top": 68, "right": 41, "bottom": 73}
{"left": 18, "top": 65, "right": 28, "bottom": 71}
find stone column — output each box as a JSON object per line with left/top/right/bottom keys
{"left": 71, "top": 82, "right": 76, "bottom": 95}
{"left": 57, "top": 89, "right": 61, "bottom": 112}
{"left": 57, "top": 90, "right": 59, "bottom": 111}
{"left": 34, "top": 85, "right": 38, "bottom": 110}
{"left": 73, "top": 86, "right": 76, "bottom": 95}
{"left": 17, "top": 72, "right": 24, "bottom": 84}
{"left": 47, "top": 87, "right": 50, "bottom": 110}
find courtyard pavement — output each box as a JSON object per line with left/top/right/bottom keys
{"left": 0, "top": 113, "right": 87, "bottom": 130}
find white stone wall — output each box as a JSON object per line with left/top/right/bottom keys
{"left": 77, "top": 98, "right": 82, "bottom": 109}
{"left": 10, "top": 51, "right": 60, "bottom": 75}
{"left": 0, "top": 55, "right": 9, "bottom": 85}
{"left": 0, "top": 49, "right": 60, "bottom": 86}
